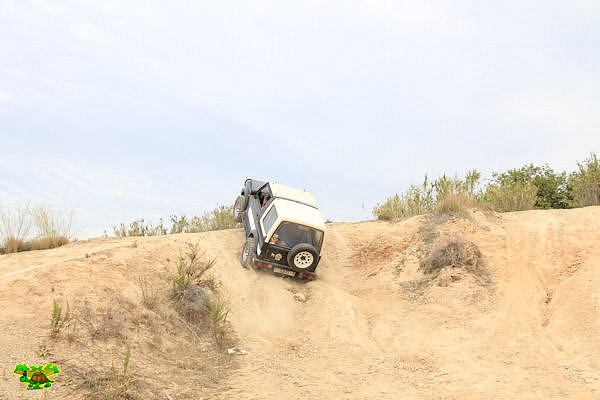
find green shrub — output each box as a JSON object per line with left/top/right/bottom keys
{"left": 479, "top": 182, "right": 538, "bottom": 212}
{"left": 204, "top": 296, "right": 230, "bottom": 348}
{"left": 197, "top": 204, "right": 238, "bottom": 231}
{"left": 172, "top": 243, "right": 216, "bottom": 299}
{"left": 373, "top": 176, "right": 436, "bottom": 220}
{"left": 50, "top": 299, "right": 73, "bottom": 338}
{"left": 490, "top": 164, "right": 571, "bottom": 209}
{"left": 374, "top": 156, "right": 599, "bottom": 218}
{"left": 168, "top": 244, "right": 230, "bottom": 347}
{"left": 570, "top": 153, "right": 600, "bottom": 207}
{"left": 113, "top": 204, "right": 238, "bottom": 237}
{"left": 374, "top": 171, "right": 481, "bottom": 220}
{"left": 170, "top": 205, "right": 237, "bottom": 233}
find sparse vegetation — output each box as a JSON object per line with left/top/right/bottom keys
{"left": 112, "top": 218, "right": 167, "bottom": 237}
{"left": 138, "top": 277, "right": 158, "bottom": 310}
{"left": 433, "top": 170, "right": 480, "bottom": 215}
{"left": 435, "top": 192, "right": 474, "bottom": 215}
{"left": 373, "top": 176, "right": 436, "bottom": 220}
{"left": 171, "top": 242, "right": 217, "bottom": 323}
{"left": 84, "top": 298, "right": 128, "bottom": 340}
{"left": 420, "top": 239, "right": 483, "bottom": 277}
{"left": 398, "top": 219, "right": 493, "bottom": 299}
{"left": 570, "top": 153, "right": 600, "bottom": 207}
{"left": 110, "top": 345, "right": 135, "bottom": 397}
{"left": 169, "top": 243, "right": 232, "bottom": 348}
{"left": 112, "top": 204, "right": 238, "bottom": 237}
{"left": 205, "top": 295, "right": 231, "bottom": 348}
{"left": 373, "top": 172, "right": 479, "bottom": 220}
{"left": 0, "top": 202, "right": 74, "bottom": 254}
{"left": 172, "top": 242, "right": 216, "bottom": 298}
{"left": 41, "top": 272, "right": 230, "bottom": 399}
{"left": 479, "top": 181, "right": 538, "bottom": 212}
{"left": 2, "top": 235, "right": 70, "bottom": 254}
{"left": 32, "top": 203, "right": 76, "bottom": 239}
{"left": 85, "top": 345, "right": 137, "bottom": 400}
{"left": 50, "top": 299, "right": 74, "bottom": 338}
{"left": 0, "top": 203, "right": 32, "bottom": 245}
{"left": 487, "top": 164, "right": 571, "bottom": 209}
{"left": 201, "top": 273, "right": 221, "bottom": 291}
{"left": 374, "top": 153, "right": 599, "bottom": 219}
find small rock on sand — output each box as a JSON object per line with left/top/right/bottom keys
{"left": 294, "top": 293, "right": 306, "bottom": 303}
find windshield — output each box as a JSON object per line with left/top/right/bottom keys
{"left": 269, "top": 222, "right": 323, "bottom": 250}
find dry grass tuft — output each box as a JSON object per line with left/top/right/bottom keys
{"left": 0, "top": 202, "right": 74, "bottom": 254}
{"left": 176, "top": 285, "right": 211, "bottom": 323}
{"left": 83, "top": 345, "right": 138, "bottom": 400}
{"left": 2, "top": 236, "right": 26, "bottom": 253}
{"left": 2, "top": 235, "right": 70, "bottom": 254}
{"left": 79, "top": 298, "right": 128, "bottom": 340}
{"left": 419, "top": 238, "right": 485, "bottom": 279}
{"left": 434, "top": 193, "right": 475, "bottom": 216}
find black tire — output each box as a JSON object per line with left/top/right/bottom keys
{"left": 233, "top": 195, "right": 245, "bottom": 223}
{"left": 287, "top": 243, "right": 318, "bottom": 270}
{"left": 240, "top": 237, "right": 256, "bottom": 269}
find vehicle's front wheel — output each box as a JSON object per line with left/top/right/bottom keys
{"left": 233, "top": 195, "right": 245, "bottom": 223}
{"left": 287, "top": 243, "right": 318, "bottom": 270}
{"left": 240, "top": 237, "right": 256, "bottom": 269}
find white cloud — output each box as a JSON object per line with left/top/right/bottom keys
{"left": 352, "top": 0, "right": 458, "bottom": 35}
{"left": 495, "top": 92, "right": 600, "bottom": 138}
{"left": 493, "top": 91, "right": 600, "bottom": 172}
{"left": 72, "top": 21, "right": 111, "bottom": 43}
{"left": 0, "top": 90, "right": 14, "bottom": 102}
{"left": 2, "top": 0, "right": 600, "bottom": 233}
{"left": 4, "top": 69, "right": 25, "bottom": 79}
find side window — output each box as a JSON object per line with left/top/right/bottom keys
{"left": 262, "top": 206, "right": 278, "bottom": 235}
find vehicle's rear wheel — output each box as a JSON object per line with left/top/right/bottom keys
{"left": 240, "top": 237, "right": 256, "bottom": 269}
{"left": 233, "top": 195, "right": 245, "bottom": 223}
{"left": 287, "top": 243, "right": 318, "bottom": 270}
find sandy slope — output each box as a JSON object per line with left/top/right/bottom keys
{"left": 0, "top": 207, "right": 599, "bottom": 399}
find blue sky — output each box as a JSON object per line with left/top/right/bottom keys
{"left": 1, "top": 0, "right": 599, "bottom": 238}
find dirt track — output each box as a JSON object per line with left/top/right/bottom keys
{"left": 1, "top": 207, "right": 599, "bottom": 399}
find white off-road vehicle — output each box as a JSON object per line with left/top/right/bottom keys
{"left": 233, "top": 179, "right": 325, "bottom": 280}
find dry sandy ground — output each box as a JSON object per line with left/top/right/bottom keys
{"left": 0, "top": 207, "right": 599, "bottom": 399}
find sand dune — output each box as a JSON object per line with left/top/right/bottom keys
{"left": 1, "top": 207, "right": 599, "bottom": 399}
